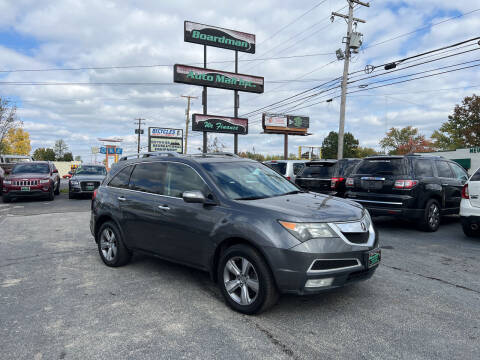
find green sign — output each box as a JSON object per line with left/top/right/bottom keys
{"left": 192, "top": 114, "right": 248, "bottom": 135}
{"left": 470, "top": 147, "right": 480, "bottom": 153}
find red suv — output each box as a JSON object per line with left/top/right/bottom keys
{"left": 2, "top": 161, "right": 60, "bottom": 203}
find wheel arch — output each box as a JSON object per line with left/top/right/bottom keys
{"left": 94, "top": 214, "right": 125, "bottom": 244}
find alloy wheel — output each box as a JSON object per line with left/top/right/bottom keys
{"left": 100, "top": 227, "right": 117, "bottom": 261}
{"left": 223, "top": 256, "right": 259, "bottom": 306}
{"left": 428, "top": 203, "right": 440, "bottom": 228}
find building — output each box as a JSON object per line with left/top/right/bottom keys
{"left": 418, "top": 147, "right": 480, "bottom": 173}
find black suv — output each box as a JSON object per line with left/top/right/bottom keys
{"left": 91, "top": 153, "right": 380, "bottom": 314}
{"left": 295, "top": 159, "right": 361, "bottom": 197}
{"left": 345, "top": 155, "right": 469, "bottom": 231}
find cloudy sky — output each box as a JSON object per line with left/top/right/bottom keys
{"left": 0, "top": 0, "right": 479, "bottom": 160}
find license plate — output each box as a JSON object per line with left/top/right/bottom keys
{"left": 86, "top": 185, "right": 94, "bottom": 191}
{"left": 367, "top": 248, "right": 381, "bottom": 268}
{"left": 21, "top": 186, "right": 30, "bottom": 191}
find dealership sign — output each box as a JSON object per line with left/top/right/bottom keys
{"left": 192, "top": 114, "right": 248, "bottom": 135}
{"left": 148, "top": 127, "right": 183, "bottom": 153}
{"left": 184, "top": 21, "right": 255, "bottom": 54}
{"left": 262, "top": 113, "right": 310, "bottom": 134}
{"left": 174, "top": 64, "right": 264, "bottom": 93}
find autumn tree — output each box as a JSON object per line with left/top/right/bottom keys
{"left": 0, "top": 98, "right": 20, "bottom": 154}
{"left": 431, "top": 94, "right": 480, "bottom": 150}
{"left": 379, "top": 126, "right": 434, "bottom": 155}
{"left": 355, "top": 146, "right": 379, "bottom": 158}
{"left": 321, "top": 131, "right": 359, "bottom": 159}
{"left": 2, "top": 128, "right": 31, "bottom": 155}
{"left": 33, "top": 148, "right": 56, "bottom": 161}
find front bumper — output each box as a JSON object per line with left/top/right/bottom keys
{"left": 3, "top": 184, "right": 50, "bottom": 198}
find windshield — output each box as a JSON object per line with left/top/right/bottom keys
{"left": 355, "top": 159, "right": 407, "bottom": 176}
{"left": 266, "top": 162, "right": 287, "bottom": 175}
{"left": 75, "top": 166, "right": 107, "bottom": 175}
{"left": 203, "top": 161, "right": 299, "bottom": 200}
{"left": 299, "top": 164, "right": 334, "bottom": 178}
{"left": 12, "top": 163, "right": 49, "bottom": 174}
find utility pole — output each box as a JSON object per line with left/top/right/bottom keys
{"left": 333, "top": 0, "right": 369, "bottom": 159}
{"left": 134, "top": 118, "right": 146, "bottom": 155}
{"left": 181, "top": 95, "right": 197, "bottom": 154}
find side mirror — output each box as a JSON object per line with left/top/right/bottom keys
{"left": 53, "top": 169, "right": 58, "bottom": 173}
{"left": 182, "top": 190, "right": 206, "bottom": 204}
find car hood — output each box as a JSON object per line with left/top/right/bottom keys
{"left": 72, "top": 175, "right": 106, "bottom": 181}
{"left": 7, "top": 172, "right": 50, "bottom": 179}
{"left": 238, "top": 192, "right": 364, "bottom": 222}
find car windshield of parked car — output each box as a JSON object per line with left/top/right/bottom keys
{"left": 266, "top": 162, "right": 287, "bottom": 175}
{"left": 75, "top": 166, "right": 107, "bottom": 175}
{"left": 354, "top": 159, "right": 407, "bottom": 176}
{"left": 203, "top": 161, "right": 299, "bottom": 200}
{"left": 299, "top": 164, "right": 334, "bottom": 178}
{"left": 12, "top": 163, "right": 49, "bottom": 174}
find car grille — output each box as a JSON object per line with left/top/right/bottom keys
{"left": 13, "top": 180, "right": 39, "bottom": 186}
{"left": 310, "top": 259, "right": 359, "bottom": 271}
{"left": 341, "top": 232, "right": 369, "bottom": 244}
{"left": 80, "top": 181, "right": 100, "bottom": 191}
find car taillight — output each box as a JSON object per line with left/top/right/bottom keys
{"left": 462, "top": 184, "right": 469, "bottom": 199}
{"left": 331, "top": 177, "right": 345, "bottom": 189}
{"left": 286, "top": 176, "right": 291, "bottom": 181}
{"left": 394, "top": 180, "right": 419, "bottom": 189}
{"left": 346, "top": 178, "right": 354, "bottom": 187}
{"left": 92, "top": 189, "right": 98, "bottom": 200}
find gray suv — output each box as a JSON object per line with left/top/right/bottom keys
{"left": 90, "top": 153, "right": 380, "bottom": 314}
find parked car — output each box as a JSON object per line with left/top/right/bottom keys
{"left": 91, "top": 153, "right": 380, "bottom": 314}
{"left": 0, "top": 154, "right": 33, "bottom": 174}
{"left": 345, "top": 155, "right": 468, "bottom": 231}
{"left": 295, "top": 159, "right": 361, "bottom": 197}
{"left": 2, "top": 161, "right": 60, "bottom": 203}
{"left": 69, "top": 164, "right": 107, "bottom": 199}
{"left": 263, "top": 160, "right": 306, "bottom": 181}
{"left": 0, "top": 166, "right": 4, "bottom": 195}
{"left": 460, "top": 167, "right": 480, "bottom": 237}
{"left": 63, "top": 171, "right": 74, "bottom": 179}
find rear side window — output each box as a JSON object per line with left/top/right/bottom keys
{"left": 436, "top": 161, "right": 454, "bottom": 178}
{"left": 414, "top": 160, "right": 434, "bottom": 177}
{"left": 449, "top": 162, "right": 468, "bottom": 180}
{"left": 471, "top": 168, "right": 480, "bottom": 181}
{"left": 129, "top": 162, "right": 167, "bottom": 194}
{"left": 293, "top": 163, "right": 305, "bottom": 175}
{"left": 267, "top": 162, "right": 287, "bottom": 175}
{"left": 338, "top": 160, "right": 360, "bottom": 177}
{"left": 165, "top": 163, "right": 210, "bottom": 198}
{"left": 354, "top": 159, "right": 407, "bottom": 176}
{"left": 108, "top": 166, "right": 133, "bottom": 189}
{"left": 299, "top": 164, "right": 334, "bottom": 178}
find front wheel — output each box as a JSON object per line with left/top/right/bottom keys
{"left": 419, "top": 199, "right": 441, "bottom": 232}
{"left": 54, "top": 180, "right": 60, "bottom": 195}
{"left": 218, "top": 244, "right": 278, "bottom": 315}
{"left": 47, "top": 185, "right": 54, "bottom": 201}
{"left": 2, "top": 195, "right": 11, "bottom": 203}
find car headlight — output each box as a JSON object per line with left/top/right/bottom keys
{"left": 70, "top": 180, "right": 79, "bottom": 186}
{"left": 278, "top": 221, "right": 336, "bottom": 242}
{"left": 40, "top": 178, "right": 50, "bottom": 184}
{"left": 3, "top": 180, "right": 11, "bottom": 185}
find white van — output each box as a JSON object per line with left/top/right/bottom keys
{"left": 460, "top": 166, "right": 480, "bottom": 237}
{"left": 263, "top": 160, "right": 306, "bottom": 182}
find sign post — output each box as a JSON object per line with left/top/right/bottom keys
{"left": 148, "top": 127, "right": 184, "bottom": 153}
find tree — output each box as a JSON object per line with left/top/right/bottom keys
{"left": 431, "top": 94, "right": 480, "bottom": 150}
{"left": 321, "top": 131, "right": 359, "bottom": 159}
{"left": 197, "top": 135, "right": 226, "bottom": 153}
{"left": 380, "top": 126, "right": 434, "bottom": 155}
{"left": 74, "top": 155, "right": 81, "bottom": 161}
{"left": 355, "top": 146, "right": 379, "bottom": 158}
{"left": 0, "top": 98, "right": 20, "bottom": 154}
{"left": 2, "top": 128, "right": 31, "bottom": 155}
{"left": 54, "top": 139, "right": 69, "bottom": 159}
{"left": 60, "top": 152, "right": 74, "bottom": 162}
{"left": 33, "top": 148, "right": 56, "bottom": 161}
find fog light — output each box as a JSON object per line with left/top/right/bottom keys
{"left": 305, "top": 278, "right": 334, "bottom": 288}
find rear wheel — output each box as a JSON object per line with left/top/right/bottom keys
{"left": 419, "top": 199, "right": 441, "bottom": 232}
{"left": 2, "top": 195, "right": 11, "bottom": 203}
{"left": 97, "top": 221, "right": 131, "bottom": 267}
{"left": 461, "top": 219, "right": 479, "bottom": 237}
{"left": 218, "top": 244, "right": 278, "bottom": 315}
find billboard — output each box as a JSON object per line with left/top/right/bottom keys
{"left": 149, "top": 128, "right": 183, "bottom": 138}
{"left": 184, "top": 21, "right": 255, "bottom": 54}
{"left": 262, "top": 113, "right": 310, "bottom": 134}
{"left": 148, "top": 127, "right": 183, "bottom": 153}
{"left": 174, "top": 64, "right": 264, "bottom": 93}
{"left": 192, "top": 114, "right": 248, "bottom": 135}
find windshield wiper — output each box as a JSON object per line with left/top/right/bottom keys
{"left": 235, "top": 195, "right": 269, "bottom": 200}
{"left": 282, "top": 190, "right": 304, "bottom": 195}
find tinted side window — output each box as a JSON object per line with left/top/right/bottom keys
{"left": 436, "top": 161, "right": 454, "bottom": 178}
{"left": 129, "top": 162, "right": 167, "bottom": 194}
{"left": 267, "top": 162, "right": 287, "bottom": 175}
{"left": 165, "top": 163, "right": 210, "bottom": 198}
{"left": 108, "top": 166, "right": 133, "bottom": 189}
{"left": 472, "top": 168, "right": 480, "bottom": 181}
{"left": 414, "top": 160, "right": 434, "bottom": 177}
{"left": 293, "top": 163, "right": 305, "bottom": 175}
{"left": 449, "top": 162, "right": 468, "bottom": 180}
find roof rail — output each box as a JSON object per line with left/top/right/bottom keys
{"left": 118, "top": 151, "right": 180, "bottom": 162}
{"left": 190, "top": 152, "right": 241, "bottom": 158}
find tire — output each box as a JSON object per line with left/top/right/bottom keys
{"left": 2, "top": 195, "right": 11, "bottom": 203}
{"left": 97, "top": 221, "right": 131, "bottom": 267}
{"left": 47, "top": 185, "right": 54, "bottom": 201}
{"left": 218, "top": 244, "right": 279, "bottom": 315}
{"left": 419, "top": 199, "right": 441, "bottom": 232}
{"left": 68, "top": 191, "right": 75, "bottom": 199}
{"left": 461, "top": 220, "right": 478, "bottom": 238}
{"left": 54, "top": 180, "right": 60, "bottom": 195}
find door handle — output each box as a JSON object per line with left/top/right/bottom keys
{"left": 158, "top": 205, "right": 170, "bottom": 210}
{"left": 117, "top": 196, "right": 126, "bottom": 201}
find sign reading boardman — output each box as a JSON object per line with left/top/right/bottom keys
{"left": 184, "top": 21, "right": 255, "bottom": 54}
{"left": 192, "top": 114, "right": 248, "bottom": 135}
{"left": 174, "top": 64, "right": 264, "bottom": 94}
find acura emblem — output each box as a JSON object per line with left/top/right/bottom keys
{"left": 361, "top": 222, "right": 367, "bottom": 231}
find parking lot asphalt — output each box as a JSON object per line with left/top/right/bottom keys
{"left": 1, "top": 193, "right": 479, "bottom": 360}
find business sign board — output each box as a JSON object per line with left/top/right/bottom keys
{"left": 184, "top": 21, "right": 255, "bottom": 54}
{"left": 192, "top": 114, "right": 248, "bottom": 135}
{"left": 262, "top": 113, "right": 310, "bottom": 135}
{"left": 174, "top": 64, "right": 264, "bottom": 94}
{"left": 148, "top": 127, "right": 183, "bottom": 153}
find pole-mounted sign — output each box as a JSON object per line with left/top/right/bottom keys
{"left": 192, "top": 114, "right": 248, "bottom": 135}
{"left": 262, "top": 113, "right": 310, "bottom": 134}
{"left": 148, "top": 127, "right": 183, "bottom": 153}
{"left": 174, "top": 64, "right": 264, "bottom": 94}
{"left": 184, "top": 21, "right": 255, "bottom": 54}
